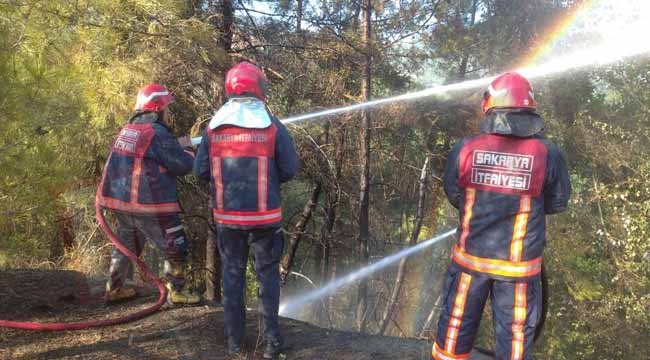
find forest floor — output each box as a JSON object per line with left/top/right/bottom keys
{"left": 0, "top": 269, "right": 492, "bottom": 360}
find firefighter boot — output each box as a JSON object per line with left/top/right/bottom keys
{"left": 106, "top": 257, "right": 137, "bottom": 303}
{"left": 263, "top": 338, "right": 284, "bottom": 359}
{"left": 165, "top": 281, "right": 201, "bottom": 305}
{"left": 226, "top": 338, "right": 242, "bottom": 356}
{"left": 105, "top": 283, "right": 137, "bottom": 303}
{"left": 164, "top": 261, "right": 200, "bottom": 305}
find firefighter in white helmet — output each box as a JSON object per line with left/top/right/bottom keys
{"left": 97, "top": 83, "right": 200, "bottom": 305}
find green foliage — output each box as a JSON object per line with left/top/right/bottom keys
{"left": 1, "top": 0, "right": 649, "bottom": 357}
{"left": 0, "top": 0, "right": 220, "bottom": 266}
{"left": 535, "top": 60, "right": 650, "bottom": 358}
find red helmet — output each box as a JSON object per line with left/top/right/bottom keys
{"left": 134, "top": 83, "right": 174, "bottom": 112}
{"left": 481, "top": 72, "right": 536, "bottom": 114}
{"left": 225, "top": 62, "right": 268, "bottom": 100}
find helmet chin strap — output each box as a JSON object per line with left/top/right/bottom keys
{"left": 158, "top": 108, "right": 169, "bottom": 123}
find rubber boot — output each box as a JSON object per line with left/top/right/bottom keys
{"left": 263, "top": 338, "right": 284, "bottom": 359}
{"left": 165, "top": 282, "right": 201, "bottom": 305}
{"left": 227, "top": 338, "right": 242, "bottom": 356}
{"left": 105, "top": 283, "right": 137, "bottom": 303}
{"left": 164, "top": 260, "right": 201, "bottom": 305}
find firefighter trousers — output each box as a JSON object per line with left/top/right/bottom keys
{"left": 432, "top": 266, "right": 542, "bottom": 360}
{"left": 107, "top": 212, "right": 189, "bottom": 291}
{"left": 216, "top": 226, "right": 284, "bottom": 345}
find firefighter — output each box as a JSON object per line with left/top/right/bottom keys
{"left": 97, "top": 83, "right": 200, "bottom": 305}
{"left": 193, "top": 62, "right": 299, "bottom": 359}
{"left": 431, "top": 72, "right": 571, "bottom": 360}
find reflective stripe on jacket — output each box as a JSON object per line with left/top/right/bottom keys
{"left": 443, "top": 111, "right": 571, "bottom": 280}
{"left": 97, "top": 113, "right": 194, "bottom": 214}
{"left": 194, "top": 116, "right": 298, "bottom": 229}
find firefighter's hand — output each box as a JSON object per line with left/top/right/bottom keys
{"left": 177, "top": 135, "right": 192, "bottom": 148}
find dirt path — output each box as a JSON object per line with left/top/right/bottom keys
{"left": 0, "top": 270, "right": 492, "bottom": 360}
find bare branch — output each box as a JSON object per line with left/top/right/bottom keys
{"left": 378, "top": 156, "right": 430, "bottom": 335}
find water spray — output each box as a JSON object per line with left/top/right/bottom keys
{"left": 187, "top": 0, "right": 650, "bottom": 322}
{"left": 279, "top": 229, "right": 456, "bottom": 317}
{"left": 4, "top": 0, "right": 649, "bottom": 335}
{"left": 191, "top": 26, "right": 650, "bottom": 146}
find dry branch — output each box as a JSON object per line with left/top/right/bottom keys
{"left": 378, "top": 156, "right": 430, "bottom": 335}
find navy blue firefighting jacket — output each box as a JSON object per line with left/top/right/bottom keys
{"left": 193, "top": 116, "right": 298, "bottom": 229}
{"left": 443, "top": 110, "right": 571, "bottom": 281}
{"left": 97, "top": 112, "right": 194, "bottom": 214}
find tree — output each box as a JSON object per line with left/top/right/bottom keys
{"left": 3, "top": 2, "right": 650, "bottom": 358}
{"left": 378, "top": 156, "right": 429, "bottom": 335}
{"left": 356, "top": 0, "right": 373, "bottom": 333}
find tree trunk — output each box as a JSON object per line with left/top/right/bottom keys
{"left": 312, "top": 123, "right": 332, "bottom": 285}
{"left": 320, "top": 122, "right": 346, "bottom": 284}
{"left": 350, "top": 1, "right": 362, "bottom": 32}
{"left": 356, "top": 0, "right": 372, "bottom": 333}
{"left": 418, "top": 293, "right": 442, "bottom": 338}
{"left": 218, "top": 0, "right": 233, "bottom": 50}
{"left": 318, "top": 196, "right": 333, "bottom": 286}
{"left": 280, "top": 183, "right": 322, "bottom": 283}
{"left": 184, "top": 0, "right": 201, "bottom": 17}
{"left": 207, "top": 0, "right": 234, "bottom": 107}
{"left": 315, "top": 122, "right": 346, "bottom": 324}
{"left": 328, "top": 240, "right": 338, "bottom": 327}
{"left": 53, "top": 201, "right": 74, "bottom": 259}
{"left": 206, "top": 0, "right": 233, "bottom": 302}
{"left": 206, "top": 224, "right": 221, "bottom": 303}
{"left": 378, "top": 157, "right": 430, "bottom": 335}
{"left": 457, "top": 0, "right": 478, "bottom": 80}
{"left": 314, "top": 122, "right": 346, "bottom": 324}
{"left": 296, "top": 0, "right": 303, "bottom": 32}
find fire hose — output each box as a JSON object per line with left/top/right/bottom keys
{"left": 0, "top": 204, "right": 550, "bottom": 346}
{"left": 0, "top": 202, "right": 167, "bottom": 331}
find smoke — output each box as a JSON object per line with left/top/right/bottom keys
{"left": 279, "top": 229, "right": 456, "bottom": 318}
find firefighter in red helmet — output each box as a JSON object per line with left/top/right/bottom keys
{"left": 97, "top": 83, "right": 200, "bottom": 305}
{"left": 194, "top": 62, "right": 298, "bottom": 359}
{"left": 431, "top": 72, "right": 571, "bottom": 360}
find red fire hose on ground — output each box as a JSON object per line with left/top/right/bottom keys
{"left": 0, "top": 203, "right": 167, "bottom": 331}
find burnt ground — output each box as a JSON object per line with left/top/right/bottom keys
{"left": 0, "top": 270, "right": 492, "bottom": 360}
